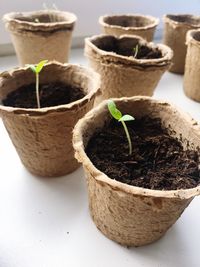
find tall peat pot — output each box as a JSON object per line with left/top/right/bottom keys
{"left": 3, "top": 10, "right": 77, "bottom": 65}
{"left": 184, "top": 29, "right": 200, "bottom": 102}
{"left": 163, "top": 14, "right": 200, "bottom": 74}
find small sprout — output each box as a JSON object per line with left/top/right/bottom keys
{"left": 43, "top": 3, "right": 58, "bottom": 22}
{"left": 27, "top": 60, "right": 48, "bottom": 108}
{"left": 52, "top": 3, "right": 58, "bottom": 10}
{"left": 107, "top": 100, "right": 135, "bottom": 155}
{"left": 133, "top": 44, "right": 139, "bottom": 58}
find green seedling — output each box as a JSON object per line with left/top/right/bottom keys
{"left": 107, "top": 100, "right": 135, "bottom": 155}
{"left": 27, "top": 60, "right": 48, "bottom": 108}
{"left": 133, "top": 44, "right": 139, "bottom": 58}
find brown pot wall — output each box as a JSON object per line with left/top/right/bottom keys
{"left": 99, "top": 14, "right": 159, "bottom": 41}
{"left": 0, "top": 62, "right": 100, "bottom": 177}
{"left": 73, "top": 96, "right": 200, "bottom": 246}
{"left": 3, "top": 10, "right": 77, "bottom": 65}
{"left": 85, "top": 35, "right": 173, "bottom": 104}
{"left": 163, "top": 14, "right": 200, "bottom": 74}
{"left": 184, "top": 30, "right": 200, "bottom": 102}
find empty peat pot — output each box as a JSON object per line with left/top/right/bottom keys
{"left": 3, "top": 10, "right": 77, "bottom": 65}
{"left": 85, "top": 34, "right": 173, "bottom": 104}
{"left": 184, "top": 30, "right": 200, "bottom": 102}
{"left": 99, "top": 14, "right": 159, "bottom": 41}
{"left": 0, "top": 62, "right": 100, "bottom": 177}
{"left": 73, "top": 96, "right": 200, "bottom": 247}
{"left": 163, "top": 14, "right": 200, "bottom": 74}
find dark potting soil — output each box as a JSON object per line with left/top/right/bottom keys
{"left": 86, "top": 117, "right": 200, "bottom": 190}
{"left": 17, "top": 14, "right": 59, "bottom": 24}
{"left": 102, "top": 43, "right": 162, "bottom": 59}
{"left": 2, "top": 82, "right": 85, "bottom": 108}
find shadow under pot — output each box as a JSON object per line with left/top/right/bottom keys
{"left": 184, "top": 30, "right": 200, "bottom": 102}
{"left": 163, "top": 14, "right": 200, "bottom": 74}
{"left": 0, "top": 62, "right": 100, "bottom": 177}
{"left": 3, "top": 10, "right": 77, "bottom": 66}
{"left": 85, "top": 34, "right": 173, "bottom": 104}
{"left": 73, "top": 96, "right": 200, "bottom": 247}
{"left": 99, "top": 14, "right": 159, "bottom": 41}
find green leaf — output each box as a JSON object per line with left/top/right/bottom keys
{"left": 119, "top": 114, "right": 135, "bottom": 122}
{"left": 27, "top": 64, "right": 36, "bottom": 73}
{"left": 35, "top": 60, "right": 48, "bottom": 73}
{"left": 107, "top": 100, "right": 122, "bottom": 120}
{"left": 133, "top": 44, "right": 139, "bottom": 58}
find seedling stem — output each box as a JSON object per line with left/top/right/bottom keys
{"left": 133, "top": 44, "right": 139, "bottom": 58}
{"left": 107, "top": 100, "right": 135, "bottom": 155}
{"left": 27, "top": 60, "right": 48, "bottom": 108}
{"left": 36, "top": 72, "right": 40, "bottom": 108}
{"left": 121, "top": 120, "right": 132, "bottom": 155}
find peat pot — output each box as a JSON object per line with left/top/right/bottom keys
{"left": 163, "top": 14, "right": 200, "bottom": 74}
{"left": 184, "top": 29, "right": 200, "bottom": 102}
{"left": 85, "top": 34, "right": 173, "bottom": 104}
{"left": 3, "top": 10, "right": 77, "bottom": 65}
{"left": 99, "top": 14, "right": 159, "bottom": 41}
{"left": 73, "top": 96, "right": 200, "bottom": 246}
{"left": 0, "top": 62, "right": 100, "bottom": 177}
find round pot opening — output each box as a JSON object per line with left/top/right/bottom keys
{"left": 103, "top": 15, "right": 157, "bottom": 28}
{"left": 166, "top": 14, "right": 200, "bottom": 26}
{"left": 191, "top": 31, "right": 200, "bottom": 42}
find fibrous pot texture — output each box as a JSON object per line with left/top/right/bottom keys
{"left": 3, "top": 10, "right": 77, "bottom": 65}
{"left": 184, "top": 29, "right": 200, "bottom": 102}
{"left": 85, "top": 34, "right": 173, "bottom": 104}
{"left": 99, "top": 14, "right": 159, "bottom": 41}
{"left": 73, "top": 96, "right": 200, "bottom": 247}
{"left": 0, "top": 62, "right": 100, "bottom": 177}
{"left": 163, "top": 14, "right": 200, "bottom": 74}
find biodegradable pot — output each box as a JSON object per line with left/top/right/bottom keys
{"left": 99, "top": 14, "right": 159, "bottom": 41}
{"left": 0, "top": 62, "right": 100, "bottom": 177}
{"left": 3, "top": 10, "right": 77, "bottom": 65}
{"left": 85, "top": 34, "right": 173, "bottom": 104}
{"left": 184, "top": 30, "right": 200, "bottom": 102}
{"left": 163, "top": 14, "right": 200, "bottom": 74}
{"left": 73, "top": 96, "right": 200, "bottom": 247}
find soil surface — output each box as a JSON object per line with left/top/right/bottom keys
{"left": 3, "top": 82, "right": 85, "bottom": 108}
{"left": 86, "top": 117, "right": 200, "bottom": 190}
{"left": 17, "top": 14, "right": 59, "bottom": 23}
{"left": 102, "top": 43, "right": 162, "bottom": 59}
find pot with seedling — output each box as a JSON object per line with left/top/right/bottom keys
{"left": 99, "top": 14, "right": 159, "bottom": 41}
{"left": 85, "top": 34, "right": 173, "bottom": 104}
{"left": 0, "top": 61, "right": 100, "bottom": 177}
{"left": 163, "top": 14, "right": 200, "bottom": 74}
{"left": 3, "top": 8, "right": 77, "bottom": 65}
{"left": 73, "top": 96, "right": 200, "bottom": 246}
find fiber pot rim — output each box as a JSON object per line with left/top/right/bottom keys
{"left": 186, "top": 29, "right": 200, "bottom": 45}
{"left": 85, "top": 34, "right": 173, "bottom": 67}
{"left": 163, "top": 14, "right": 200, "bottom": 28}
{"left": 73, "top": 96, "right": 200, "bottom": 200}
{"left": 99, "top": 14, "right": 159, "bottom": 31}
{"left": 0, "top": 61, "right": 100, "bottom": 116}
{"left": 3, "top": 10, "right": 77, "bottom": 32}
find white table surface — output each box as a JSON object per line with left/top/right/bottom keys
{"left": 0, "top": 49, "right": 200, "bottom": 267}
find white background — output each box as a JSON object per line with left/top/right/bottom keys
{"left": 1, "top": 0, "right": 200, "bottom": 45}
